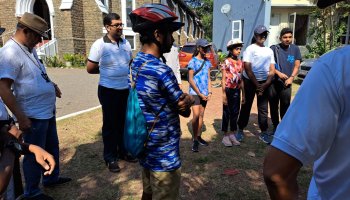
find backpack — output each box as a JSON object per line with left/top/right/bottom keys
{"left": 123, "top": 61, "right": 164, "bottom": 158}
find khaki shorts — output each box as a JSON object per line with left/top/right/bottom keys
{"left": 142, "top": 167, "right": 181, "bottom": 200}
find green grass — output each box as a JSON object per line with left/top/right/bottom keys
{"left": 47, "top": 81, "right": 311, "bottom": 200}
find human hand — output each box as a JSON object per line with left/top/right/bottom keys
{"left": 29, "top": 145, "right": 55, "bottom": 176}
{"left": 278, "top": 73, "right": 289, "bottom": 80}
{"left": 177, "top": 93, "right": 194, "bottom": 117}
{"left": 199, "top": 93, "right": 208, "bottom": 101}
{"left": 284, "top": 77, "right": 293, "bottom": 87}
{"left": 178, "top": 93, "right": 194, "bottom": 111}
{"left": 256, "top": 84, "right": 263, "bottom": 96}
{"left": 222, "top": 94, "right": 227, "bottom": 105}
{"left": 241, "top": 96, "right": 246, "bottom": 104}
{"left": 207, "top": 93, "right": 212, "bottom": 101}
{"left": 8, "top": 124, "right": 22, "bottom": 139}
{"left": 53, "top": 83, "right": 62, "bottom": 98}
{"left": 18, "top": 115, "right": 31, "bottom": 131}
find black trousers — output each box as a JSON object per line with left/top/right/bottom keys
{"left": 268, "top": 80, "right": 292, "bottom": 129}
{"left": 237, "top": 77, "right": 271, "bottom": 132}
{"left": 221, "top": 88, "right": 240, "bottom": 132}
{"left": 98, "top": 85, "right": 129, "bottom": 162}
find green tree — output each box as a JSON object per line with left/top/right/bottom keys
{"left": 306, "top": 2, "right": 349, "bottom": 58}
{"left": 185, "top": 0, "right": 213, "bottom": 41}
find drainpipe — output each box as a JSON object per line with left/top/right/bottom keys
{"left": 264, "top": 0, "right": 272, "bottom": 46}
{"left": 346, "top": 15, "right": 350, "bottom": 45}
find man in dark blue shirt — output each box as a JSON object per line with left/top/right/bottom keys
{"left": 269, "top": 28, "right": 301, "bottom": 132}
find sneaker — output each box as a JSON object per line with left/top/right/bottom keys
{"left": 235, "top": 130, "right": 244, "bottom": 142}
{"left": 228, "top": 134, "right": 241, "bottom": 146}
{"left": 198, "top": 136, "right": 209, "bottom": 146}
{"left": 22, "top": 194, "right": 54, "bottom": 200}
{"left": 107, "top": 161, "right": 121, "bottom": 173}
{"left": 259, "top": 132, "right": 272, "bottom": 144}
{"left": 43, "top": 177, "right": 72, "bottom": 188}
{"left": 192, "top": 140, "right": 199, "bottom": 152}
{"left": 222, "top": 136, "right": 232, "bottom": 147}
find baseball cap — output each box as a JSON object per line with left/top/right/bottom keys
{"left": 254, "top": 25, "right": 269, "bottom": 35}
{"left": 196, "top": 39, "right": 210, "bottom": 47}
{"left": 317, "top": 0, "right": 345, "bottom": 8}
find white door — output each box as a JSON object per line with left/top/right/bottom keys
{"left": 268, "top": 13, "right": 281, "bottom": 47}
{"left": 289, "top": 12, "right": 296, "bottom": 44}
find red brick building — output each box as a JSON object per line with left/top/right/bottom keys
{"left": 0, "top": 0, "right": 204, "bottom": 56}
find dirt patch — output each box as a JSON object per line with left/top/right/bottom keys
{"left": 47, "top": 80, "right": 309, "bottom": 200}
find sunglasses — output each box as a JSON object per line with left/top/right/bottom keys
{"left": 109, "top": 23, "right": 124, "bottom": 28}
{"left": 258, "top": 32, "right": 268, "bottom": 39}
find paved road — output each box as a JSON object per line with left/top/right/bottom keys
{"left": 47, "top": 68, "right": 100, "bottom": 117}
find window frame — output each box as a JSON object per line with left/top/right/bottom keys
{"left": 232, "top": 20, "right": 242, "bottom": 40}
{"left": 121, "top": 0, "right": 136, "bottom": 29}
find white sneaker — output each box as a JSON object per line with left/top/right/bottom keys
{"left": 229, "top": 134, "right": 241, "bottom": 146}
{"left": 222, "top": 136, "right": 233, "bottom": 147}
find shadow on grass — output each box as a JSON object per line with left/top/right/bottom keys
{"left": 49, "top": 110, "right": 311, "bottom": 200}
{"left": 45, "top": 139, "right": 142, "bottom": 200}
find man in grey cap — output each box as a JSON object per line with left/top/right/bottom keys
{"left": 0, "top": 12, "right": 70, "bottom": 200}
{"left": 264, "top": 0, "right": 350, "bottom": 199}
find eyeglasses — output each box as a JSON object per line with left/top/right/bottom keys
{"left": 109, "top": 23, "right": 124, "bottom": 28}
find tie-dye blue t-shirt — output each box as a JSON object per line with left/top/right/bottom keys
{"left": 188, "top": 57, "right": 211, "bottom": 96}
{"left": 130, "top": 52, "right": 183, "bottom": 172}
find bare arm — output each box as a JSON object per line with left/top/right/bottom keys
{"left": 221, "top": 67, "right": 227, "bottom": 105}
{"left": 0, "top": 79, "right": 31, "bottom": 130}
{"left": 263, "top": 146, "right": 302, "bottom": 200}
{"left": 207, "top": 69, "right": 212, "bottom": 100}
{"left": 86, "top": 60, "right": 100, "bottom": 74}
{"left": 285, "top": 60, "right": 301, "bottom": 86}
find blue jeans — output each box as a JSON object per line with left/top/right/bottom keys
{"left": 23, "top": 117, "right": 60, "bottom": 197}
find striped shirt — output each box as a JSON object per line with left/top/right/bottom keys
{"left": 130, "top": 52, "right": 183, "bottom": 171}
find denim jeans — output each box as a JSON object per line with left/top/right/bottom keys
{"left": 237, "top": 77, "right": 271, "bottom": 132}
{"left": 98, "top": 85, "right": 129, "bottom": 163}
{"left": 221, "top": 88, "right": 240, "bottom": 132}
{"left": 23, "top": 117, "right": 60, "bottom": 197}
{"left": 268, "top": 80, "right": 292, "bottom": 129}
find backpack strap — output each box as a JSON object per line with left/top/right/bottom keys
{"left": 129, "top": 60, "right": 149, "bottom": 88}
{"left": 193, "top": 59, "right": 206, "bottom": 77}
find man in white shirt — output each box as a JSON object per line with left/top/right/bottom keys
{"left": 87, "top": 13, "right": 135, "bottom": 173}
{"left": 263, "top": 1, "right": 350, "bottom": 199}
{"left": 0, "top": 13, "right": 70, "bottom": 200}
{"left": 163, "top": 44, "right": 182, "bottom": 87}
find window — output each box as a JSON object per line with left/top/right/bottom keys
{"left": 125, "top": 35, "right": 135, "bottom": 50}
{"left": 339, "top": 16, "right": 350, "bottom": 45}
{"left": 122, "top": 0, "right": 135, "bottom": 28}
{"left": 232, "top": 20, "right": 242, "bottom": 40}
